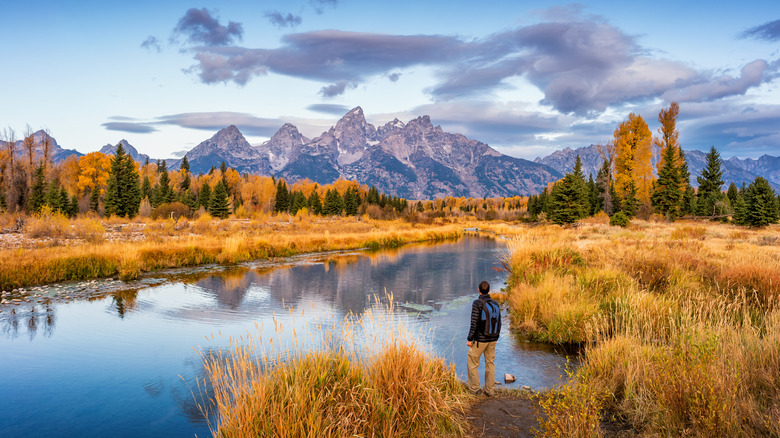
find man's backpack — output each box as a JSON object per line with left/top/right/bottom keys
{"left": 480, "top": 299, "right": 501, "bottom": 336}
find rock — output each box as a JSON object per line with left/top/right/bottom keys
{"left": 521, "top": 385, "right": 531, "bottom": 391}
{"left": 504, "top": 373, "right": 517, "bottom": 384}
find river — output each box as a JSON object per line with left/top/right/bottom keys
{"left": 0, "top": 236, "right": 575, "bottom": 437}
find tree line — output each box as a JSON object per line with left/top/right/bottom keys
{"left": 527, "top": 102, "right": 780, "bottom": 227}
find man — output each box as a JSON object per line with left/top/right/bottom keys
{"left": 466, "top": 280, "right": 501, "bottom": 396}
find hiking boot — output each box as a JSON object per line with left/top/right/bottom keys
{"left": 472, "top": 389, "right": 483, "bottom": 396}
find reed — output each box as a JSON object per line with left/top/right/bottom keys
{"left": 505, "top": 221, "right": 780, "bottom": 436}
{"left": 199, "top": 298, "right": 469, "bottom": 437}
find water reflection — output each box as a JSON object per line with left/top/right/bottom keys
{"left": 0, "top": 304, "right": 56, "bottom": 340}
{"left": 0, "top": 237, "right": 576, "bottom": 438}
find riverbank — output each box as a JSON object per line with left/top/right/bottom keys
{"left": 505, "top": 221, "right": 780, "bottom": 436}
{"left": 0, "top": 213, "right": 522, "bottom": 292}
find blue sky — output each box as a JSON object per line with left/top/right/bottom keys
{"left": 2, "top": 0, "right": 780, "bottom": 160}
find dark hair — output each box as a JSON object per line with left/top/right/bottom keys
{"left": 478, "top": 281, "right": 490, "bottom": 294}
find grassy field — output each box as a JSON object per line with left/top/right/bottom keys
{"left": 505, "top": 220, "right": 780, "bottom": 437}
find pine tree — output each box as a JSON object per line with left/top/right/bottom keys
{"left": 367, "top": 186, "right": 380, "bottom": 205}
{"left": 308, "top": 189, "right": 323, "bottom": 215}
{"left": 44, "top": 179, "right": 62, "bottom": 212}
{"left": 289, "top": 190, "right": 307, "bottom": 215}
{"left": 651, "top": 139, "right": 684, "bottom": 220}
{"left": 274, "top": 180, "right": 290, "bottom": 213}
{"left": 696, "top": 146, "right": 725, "bottom": 216}
{"left": 726, "top": 182, "right": 739, "bottom": 210}
{"left": 738, "top": 177, "right": 779, "bottom": 227}
{"left": 344, "top": 186, "right": 360, "bottom": 215}
{"left": 141, "top": 176, "right": 152, "bottom": 201}
{"left": 28, "top": 164, "right": 46, "bottom": 213}
{"left": 105, "top": 144, "right": 141, "bottom": 218}
{"left": 547, "top": 157, "right": 590, "bottom": 224}
{"left": 153, "top": 162, "right": 174, "bottom": 207}
{"left": 209, "top": 180, "right": 230, "bottom": 219}
{"left": 180, "top": 156, "right": 191, "bottom": 192}
{"left": 69, "top": 194, "right": 80, "bottom": 217}
{"left": 323, "top": 188, "right": 344, "bottom": 216}
{"left": 198, "top": 182, "right": 212, "bottom": 210}
{"left": 89, "top": 186, "right": 100, "bottom": 212}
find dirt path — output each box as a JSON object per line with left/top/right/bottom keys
{"left": 465, "top": 391, "right": 541, "bottom": 438}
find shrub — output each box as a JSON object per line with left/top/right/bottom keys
{"left": 610, "top": 211, "right": 630, "bottom": 227}
{"left": 150, "top": 202, "right": 192, "bottom": 220}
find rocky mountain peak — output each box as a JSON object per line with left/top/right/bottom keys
{"left": 99, "top": 139, "right": 150, "bottom": 163}
{"left": 260, "top": 123, "right": 310, "bottom": 171}
{"left": 331, "top": 106, "right": 377, "bottom": 166}
{"left": 377, "top": 118, "right": 406, "bottom": 140}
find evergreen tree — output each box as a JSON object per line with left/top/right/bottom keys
{"left": 69, "top": 194, "right": 80, "bottom": 217}
{"left": 153, "top": 164, "right": 174, "bottom": 207}
{"left": 58, "top": 187, "right": 69, "bottom": 215}
{"left": 274, "top": 180, "right": 290, "bottom": 213}
{"left": 726, "top": 182, "right": 739, "bottom": 210}
{"left": 180, "top": 155, "right": 190, "bottom": 173}
{"left": 621, "top": 180, "right": 640, "bottom": 218}
{"left": 180, "top": 156, "right": 191, "bottom": 192}
{"left": 141, "top": 176, "right": 152, "bottom": 201}
{"left": 180, "top": 189, "right": 197, "bottom": 210}
{"left": 344, "top": 186, "right": 360, "bottom": 215}
{"left": 651, "top": 139, "right": 684, "bottom": 220}
{"left": 308, "top": 188, "right": 323, "bottom": 215}
{"left": 367, "top": 186, "right": 380, "bottom": 205}
{"left": 28, "top": 164, "right": 46, "bottom": 213}
{"left": 105, "top": 144, "right": 141, "bottom": 218}
{"left": 547, "top": 158, "right": 589, "bottom": 225}
{"left": 323, "top": 188, "right": 344, "bottom": 216}
{"left": 198, "top": 183, "right": 212, "bottom": 210}
{"left": 289, "top": 190, "right": 308, "bottom": 215}
{"left": 209, "top": 180, "right": 230, "bottom": 219}
{"left": 696, "top": 146, "right": 725, "bottom": 216}
{"left": 738, "top": 177, "right": 779, "bottom": 227}
{"left": 89, "top": 186, "right": 100, "bottom": 212}
{"left": 44, "top": 179, "right": 63, "bottom": 212}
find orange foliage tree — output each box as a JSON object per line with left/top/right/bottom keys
{"left": 613, "top": 113, "right": 653, "bottom": 209}
{"left": 77, "top": 152, "right": 111, "bottom": 197}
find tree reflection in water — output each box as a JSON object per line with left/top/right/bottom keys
{"left": 0, "top": 303, "right": 56, "bottom": 340}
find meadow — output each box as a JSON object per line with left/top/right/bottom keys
{"left": 505, "top": 219, "right": 780, "bottom": 436}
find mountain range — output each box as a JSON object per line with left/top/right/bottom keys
{"left": 173, "top": 107, "right": 561, "bottom": 198}
{"left": 3, "top": 107, "right": 779, "bottom": 198}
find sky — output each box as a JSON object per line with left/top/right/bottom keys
{"left": 2, "top": 0, "right": 780, "bottom": 161}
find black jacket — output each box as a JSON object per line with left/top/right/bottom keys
{"left": 467, "top": 294, "right": 500, "bottom": 343}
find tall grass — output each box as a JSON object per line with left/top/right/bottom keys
{"left": 199, "top": 298, "right": 469, "bottom": 437}
{"left": 505, "top": 222, "right": 780, "bottom": 436}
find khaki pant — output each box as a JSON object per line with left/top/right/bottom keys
{"left": 467, "top": 340, "right": 496, "bottom": 395}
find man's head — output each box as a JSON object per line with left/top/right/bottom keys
{"left": 478, "top": 281, "right": 490, "bottom": 295}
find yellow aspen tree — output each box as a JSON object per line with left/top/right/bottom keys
{"left": 59, "top": 155, "right": 81, "bottom": 196}
{"left": 613, "top": 112, "right": 653, "bottom": 205}
{"left": 77, "top": 152, "right": 111, "bottom": 196}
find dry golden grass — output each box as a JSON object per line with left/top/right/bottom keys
{"left": 200, "top": 299, "right": 469, "bottom": 437}
{"left": 0, "top": 215, "right": 480, "bottom": 290}
{"left": 505, "top": 220, "right": 780, "bottom": 436}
